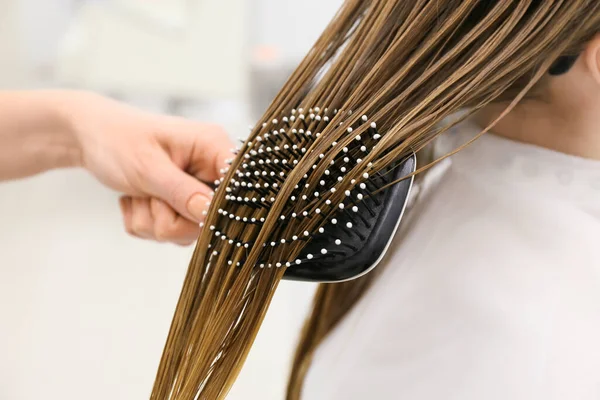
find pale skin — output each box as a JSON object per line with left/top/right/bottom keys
{"left": 0, "top": 90, "right": 234, "bottom": 245}
{"left": 476, "top": 35, "right": 600, "bottom": 161}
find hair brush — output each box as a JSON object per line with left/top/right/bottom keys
{"left": 206, "top": 108, "right": 416, "bottom": 283}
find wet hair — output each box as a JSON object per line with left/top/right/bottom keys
{"left": 148, "top": 2, "right": 600, "bottom": 399}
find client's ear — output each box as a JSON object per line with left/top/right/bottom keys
{"left": 583, "top": 34, "right": 600, "bottom": 85}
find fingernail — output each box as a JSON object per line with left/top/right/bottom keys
{"left": 187, "top": 193, "right": 210, "bottom": 222}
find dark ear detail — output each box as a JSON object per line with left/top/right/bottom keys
{"left": 548, "top": 55, "right": 579, "bottom": 76}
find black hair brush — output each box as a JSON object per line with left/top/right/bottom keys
{"left": 208, "top": 108, "right": 415, "bottom": 283}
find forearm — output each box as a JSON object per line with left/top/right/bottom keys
{"left": 0, "top": 90, "right": 81, "bottom": 181}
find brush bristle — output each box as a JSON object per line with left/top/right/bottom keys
{"left": 205, "top": 107, "right": 391, "bottom": 269}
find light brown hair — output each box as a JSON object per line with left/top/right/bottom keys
{"left": 150, "top": 1, "right": 600, "bottom": 399}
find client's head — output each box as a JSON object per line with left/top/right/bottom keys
{"left": 477, "top": 34, "right": 600, "bottom": 160}
{"left": 149, "top": 2, "right": 600, "bottom": 399}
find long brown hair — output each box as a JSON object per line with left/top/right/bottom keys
{"left": 149, "top": 1, "right": 600, "bottom": 399}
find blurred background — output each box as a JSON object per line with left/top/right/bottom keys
{"left": 0, "top": 0, "right": 343, "bottom": 398}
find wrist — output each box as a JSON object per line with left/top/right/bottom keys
{"left": 45, "top": 90, "right": 89, "bottom": 169}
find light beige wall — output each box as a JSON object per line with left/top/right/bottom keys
{"left": 0, "top": 0, "right": 26, "bottom": 88}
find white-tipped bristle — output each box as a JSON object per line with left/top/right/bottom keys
{"left": 321, "top": 249, "right": 328, "bottom": 255}
{"left": 362, "top": 115, "right": 368, "bottom": 121}
{"left": 307, "top": 254, "right": 313, "bottom": 260}
{"left": 304, "top": 231, "right": 310, "bottom": 237}
{"left": 339, "top": 203, "right": 345, "bottom": 209}
{"left": 363, "top": 173, "right": 370, "bottom": 179}
{"left": 319, "top": 227, "right": 325, "bottom": 233}
{"left": 332, "top": 218, "right": 338, "bottom": 224}
{"left": 371, "top": 122, "right": 377, "bottom": 128}
{"left": 335, "top": 239, "right": 342, "bottom": 245}
{"left": 295, "top": 259, "right": 302, "bottom": 265}
{"left": 346, "top": 222, "right": 353, "bottom": 228}
{"left": 352, "top": 206, "right": 359, "bottom": 212}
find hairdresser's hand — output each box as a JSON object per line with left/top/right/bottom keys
{"left": 67, "top": 91, "right": 233, "bottom": 245}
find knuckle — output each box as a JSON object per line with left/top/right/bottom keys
{"left": 154, "top": 221, "right": 176, "bottom": 242}
{"left": 124, "top": 224, "right": 136, "bottom": 236}
{"left": 131, "top": 218, "right": 150, "bottom": 236}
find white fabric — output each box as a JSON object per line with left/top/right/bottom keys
{"left": 302, "top": 121, "right": 600, "bottom": 400}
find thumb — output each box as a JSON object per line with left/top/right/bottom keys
{"left": 146, "top": 158, "right": 214, "bottom": 222}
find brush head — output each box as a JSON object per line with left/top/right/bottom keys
{"left": 284, "top": 152, "right": 415, "bottom": 282}
{"left": 208, "top": 107, "right": 416, "bottom": 283}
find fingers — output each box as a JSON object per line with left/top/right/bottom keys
{"left": 119, "top": 196, "right": 200, "bottom": 245}
{"left": 131, "top": 197, "right": 154, "bottom": 239}
{"left": 150, "top": 198, "right": 199, "bottom": 245}
{"left": 119, "top": 196, "right": 134, "bottom": 234}
{"left": 140, "top": 118, "right": 233, "bottom": 221}
{"left": 157, "top": 118, "right": 235, "bottom": 182}
{"left": 188, "top": 123, "right": 235, "bottom": 182}
{"left": 146, "top": 159, "right": 214, "bottom": 222}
